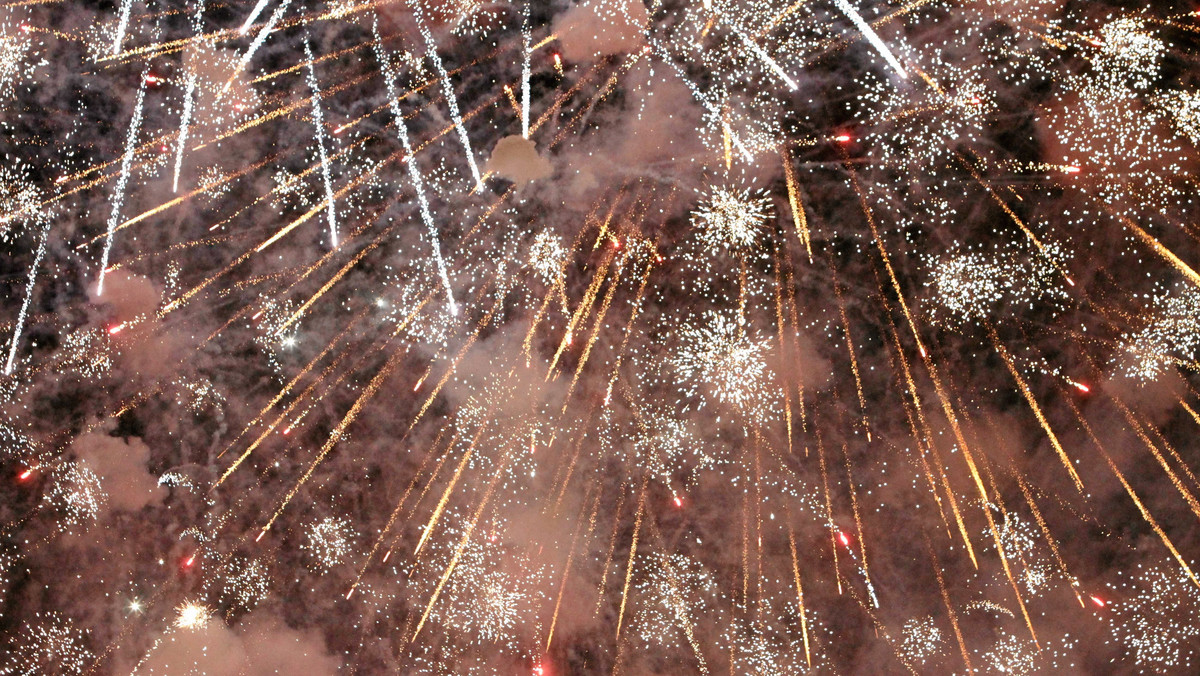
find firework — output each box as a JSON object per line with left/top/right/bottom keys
{"left": 692, "top": 187, "right": 772, "bottom": 252}
{"left": 4, "top": 0, "right": 1200, "bottom": 673}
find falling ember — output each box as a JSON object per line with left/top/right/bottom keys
{"left": 835, "top": 134, "right": 853, "bottom": 143}
{"left": 18, "top": 469, "right": 32, "bottom": 480}
{"left": 1091, "top": 595, "right": 1106, "bottom": 607}
{"left": 839, "top": 532, "right": 851, "bottom": 547}
{"left": 673, "top": 496, "right": 683, "bottom": 508}
{"left": 108, "top": 323, "right": 126, "bottom": 335}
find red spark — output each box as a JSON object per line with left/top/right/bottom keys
{"left": 1072, "top": 381, "right": 1090, "bottom": 393}
{"left": 1065, "top": 166, "right": 1082, "bottom": 174}
{"left": 673, "top": 496, "right": 683, "bottom": 507}
{"left": 183, "top": 555, "right": 195, "bottom": 568}
{"left": 1090, "top": 595, "right": 1105, "bottom": 608}
{"left": 108, "top": 323, "right": 126, "bottom": 335}
{"left": 834, "top": 134, "right": 852, "bottom": 143}
{"left": 18, "top": 468, "right": 32, "bottom": 480}
{"left": 838, "top": 532, "right": 851, "bottom": 547}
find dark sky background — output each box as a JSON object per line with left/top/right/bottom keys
{"left": 1, "top": 0, "right": 1200, "bottom": 673}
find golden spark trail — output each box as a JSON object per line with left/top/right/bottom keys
{"left": 1014, "top": 472, "right": 1084, "bottom": 606}
{"left": 602, "top": 262, "right": 654, "bottom": 405}
{"left": 1063, "top": 395, "right": 1200, "bottom": 588}
{"left": 410, "top": 445, "right": 513, "bottom": 642}
{"left": 196, "top": 72, "right": 376, "bottom": 150}
{"left": 615, "top": 470, "right": 649, "bottom": 639}
{"left": 413, "top": 419, "right": 495, "bottom": 557}
{"left": 786, "top": 520, "right": 813, "bottom": 668}
{"left": 882, "top": 318, "right": 952, "bottom": 536}
{"left": 929, "top": 539, "right": 973, "bottom": 673}
{"left": 276, "top": 239, "right": 384, "bottom": 334}
{"left": 781, "top": 146, "right": 813, "bottom": 261}
{"left": 833, "top": 265, "right": 871, "bottom": 441}
{"left": 816, "top": 436, "right": 842, "bottom": 594}
{"left": 1108, "top": 395, "right": 1200, "bottom": 521}
{"left": 594, "top": 488, "right": 628, "bottom": 615}
{"left": 545, "top": 487, "right": 599, "bottom": 651}
{"left": 780, "top": 242, "right": 810, "bottom": 442}
{"left": 216, "top": 343, "right": 358, "bottom": 483}
{"left": 562, "top": 264, "right": 623, "bottom": 412}
{"left": 843, "top": 443, "right": 876, "bottom": 606}
{"left": 215, "top": 311, "right": 365, "bottom": 458}
{"left": 347, "top": 437, "right": 455, "bottom": 596}
{"left": 403, "top": 430, "right": 465, "bottom": 524}
{"left": 78, "top": 155, "right": 279, "bottom": 247}
{"left": 925, "top": 360, "right": 1041, "bottom": 646}
{"left": 847, "top": 168, "right": 927, "bottom": 358}
{"left": 409, "top": 293, "right": 503, "bottom": 430}
{"left": 260, "top": 341, "right": 409, "bottom": 532}
{"left": 255, "top": 149, "right": 401, "bottom": 252}
{"left": 989, "top": 329, "right": 1083, "bottom": 491}
{"left": 552, "top": 407, "right": 601, "bottom": 513}
{"left": 546, "top": 253, "right": 614, "bottom": 379}
{"left": 1180, "top": 398, "right": 1200, "bottom": 428}
{"left": 957, "top": 153, "right": 1075, "bottom": 285}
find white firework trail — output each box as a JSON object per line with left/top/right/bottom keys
{"left": 372, "top": 18, "right": 458, "bottom": 315}
{"left": 111, "top": 0, "right": 133, "bottom": 55}
{"left": 173, "top": 0, "right": 205, "bottom": 193}
{"left": 832, "top": 0, "right": 908, "bottom": 80}
{"left": 648, "top": 39, "right": 755, "bottom": 163}
{"left": 408, "top": 0, "right": 483, "bottom": 188}
{"left": 96, "top": 67, "right": 148, "bottom": 296}
{"left": 521, "top": 2, "right": 531, "bottom": 139}
{"left": 222, "top": 0, "right": 291, "bottom": 99}
{"left": 5, "top": 218, "right": 49, "bottom": 375}
{"left": 304, "top": 39, "right": 339, "bottom": 249}
{"left": 738, "top": 31, "right": 797, "bottom": 90}
{"left": 240, "top": 0, "right": 271, "bottom": 34}
{"left": 172, "top": 75, "right": 196, "bottom": 194}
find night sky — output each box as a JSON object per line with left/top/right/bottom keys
{"left": 1, "top": 0, "right": 1200, "bottom": 673}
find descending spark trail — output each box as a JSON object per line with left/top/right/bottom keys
{"left": 521, "top": 3, "right": 531, "bottom": 138}
{"left": 303, "top": 39, "right": 339, "bottom": 249}
{"left": 372, "top": 18, "right": 459, "bottom": 315}
{"left": 738, "top": 30, "right": 797, "bottom": 90}
{"left": 111, "top": 0, "right": 132, "bottom": 55}
{"left": 172, "top": 75, "right": 195, "bottom": 194}
{"left": 221, "top": 0, "right": 291, "bottom": 100}
{"left": 5, "top": 219, "right": 49, "bottom": 375}
{"left": 832, "top": 0, "right": 909, "bottom": 79}
{"left": 173, "top": 0, "right": 205, "bottom": 194}
{"left": 96, "top": 67, "right": 149, "bottom": 296}
{"left": 407, "top": 0, "right": 483, "bottom": 188}
{"left": 239, "top": 0, "right": 270, "bottom": 34}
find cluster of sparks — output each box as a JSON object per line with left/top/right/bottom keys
{"left": 0, "top": 0, "right": 1199, "bottom": 674}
